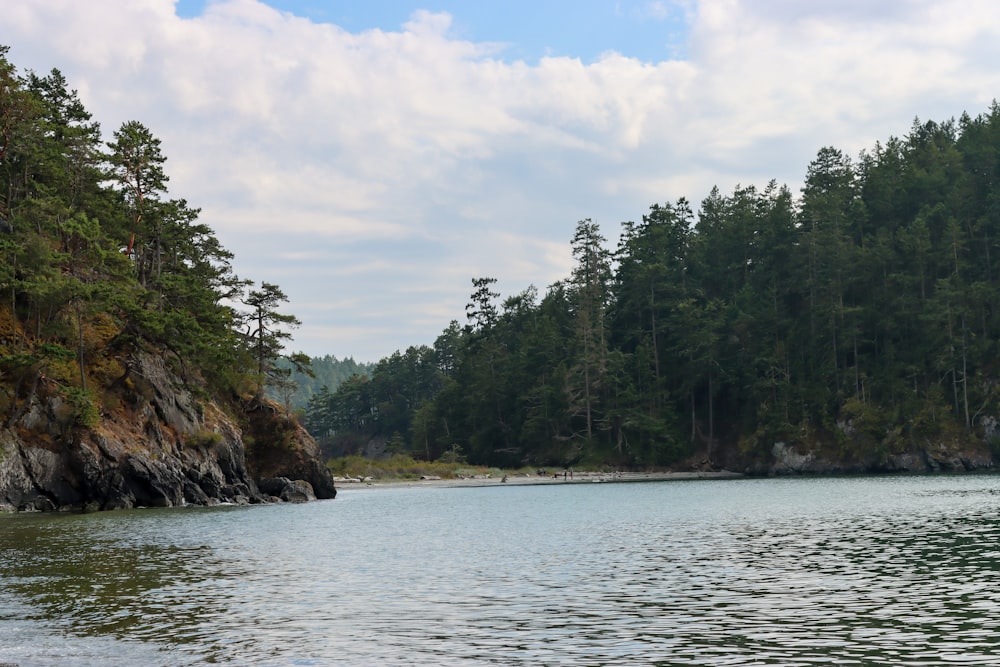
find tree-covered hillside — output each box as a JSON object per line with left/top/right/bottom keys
{"left": 307, "top": 106, "right": 1000, "bottom": 471}
{"left": 0, "top": 45, "right": 301, "bottom": 421}
{"left": 269, "top": 354, "right": 372, "bottom": 413}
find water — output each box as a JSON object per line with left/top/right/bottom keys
{"left": 3, "top": 475, "right": 1000, "bottom": 666}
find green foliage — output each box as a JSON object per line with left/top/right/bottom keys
{"left": 184, "top": 429, "right": 223, "bottom": 449}
{"left": 266, "top": 353, "right": 372, "bottom": 410}
{"left": 64, "top": 387, "right": 99, "bottom": 428}
{"left": 327, "top": 453, "right": 508, "bottom": 481}
{"left": 0, "top": 45, "right": 302, "bottom": 422}
{"left": 438, "top": 443, "right": 466, "bottom": 465}
{"left": 240, "top": 282, "right": 303, "bottom": 398}
{"left": 306, "top": 103, "right": 1000, "bottom": 472}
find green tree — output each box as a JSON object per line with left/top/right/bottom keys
{"left": 105, "top": 120, "right": 174, "bottom": 287}
{"left": 242, "top": 282, "right": 303, "bottom": 397}
{"left": 610, "top": 200, "right": 694, "bottom": 463}
{"left": 567, "top": 219, "right": 612, "bottom": 454}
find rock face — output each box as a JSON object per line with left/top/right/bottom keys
{"left": 0, "top": 353, "right": 335, "bottom": 512}
{"left": 722, "top": 432, "right": 995, "bottom": 477}
{"left": 243, "top": 400, "right": 338, "bottom": 500}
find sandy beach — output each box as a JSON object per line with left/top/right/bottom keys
{"left": 334, "top": 470, "right": 743, "bottom": 490}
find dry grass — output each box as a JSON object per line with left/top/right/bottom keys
{"left": 327, "top": 454, "right": 529, "bottom": 481}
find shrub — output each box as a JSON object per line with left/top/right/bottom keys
{"left": 185, "top": 429, "right": 223, "bottom": 449}
{"left": 65, "top": 387, "right": 100, "bottom": 429}
{"left": 326, "top": 453, "right": 524, "bottom": 481}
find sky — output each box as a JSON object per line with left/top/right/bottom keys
{"left": 6, "top": 0, "right": 1000, "bottom": 362}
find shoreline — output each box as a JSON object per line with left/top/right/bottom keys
{"left": 334, "top": 470, "right": 743, "bottom": 490}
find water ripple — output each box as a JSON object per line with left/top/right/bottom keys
{"left": 3, "top": 475, "right": 1000, "bottom": 665}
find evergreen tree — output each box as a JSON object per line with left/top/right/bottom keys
{"left": 566, "top": 220, "right": 611, "bottom": 455}
{"left": 0, "top": 46, "right": 303, "bottom": 430}
{"left": 304, "top": 101, "right": 1000, "bottom": 470}
{"left": 241, "top": 282, "right": 304, "bottom": 398}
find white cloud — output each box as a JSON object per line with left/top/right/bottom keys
{"left": 644, "top": 2, "right": 672, "bottom": 21}
{"left": 7, "top": 0, "right": 1000, "bottom": 360}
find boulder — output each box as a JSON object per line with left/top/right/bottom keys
{"left": 259, "top": 477, "right": 316, "bottom": 503}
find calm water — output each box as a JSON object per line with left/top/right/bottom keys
{"left": 2, "top": 474, "right": 1000, "bottom": 666}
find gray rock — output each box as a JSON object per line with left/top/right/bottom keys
{"left": 0, "top": 352, "right": 335, "bottom": 512}
{"left": 259, "top": 477, "right": 316, "bottom": 503}
{"left": 281, "top": 480, "right": 316, "bottom": 503}
{"left": 259, "top": 477, "right": 317, "bottom": 503}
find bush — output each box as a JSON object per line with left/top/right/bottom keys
{"left": 65, "top": 387, "right": 100, "bottom": 429}
{"left": 326, "top": 453, "right": 511, "bottom": 481}
{"left": 185, "top": 429, "right": 223, "bottom": 449}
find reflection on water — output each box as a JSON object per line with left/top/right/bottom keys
{"left": 3, "top": 475, "right": 1000, "bottom": 665}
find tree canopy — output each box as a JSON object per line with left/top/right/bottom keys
{"left": 307, "top": 105, "right": 1000, "bottom": 470}
{"left": 0, "top": 46, "right": 304, "bottom": 422}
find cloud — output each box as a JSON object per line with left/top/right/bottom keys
{"left": 7, "top": 0, "right": 1000, "bottom": 361}
{"left": 644, "top": 2, "right": 672, "bottom": 20}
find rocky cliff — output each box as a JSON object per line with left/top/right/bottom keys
{"left": 712, "top": 419, "right": 996, "bottom": 477}
{"left": 0, "top": 353, "right": 335, "bottom": 512}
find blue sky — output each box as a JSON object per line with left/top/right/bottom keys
{"left": 174, "top": 0, "right": 691, "bottom": 62}
{"left": 8, "top": 1, "right": 1000, "bottom": 362}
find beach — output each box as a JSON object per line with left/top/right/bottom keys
{"left": 334, "top": 470, "right": 743, "bottom": 490}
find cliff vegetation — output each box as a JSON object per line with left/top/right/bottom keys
{"left": 0, "top": 46, "right": 334, "bottom": 510}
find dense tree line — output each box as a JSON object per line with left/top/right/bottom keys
{"left": 268, "top": 354, "right": 372, "bottom": 414}
{"left": 308, "top": 104, "right": 1000, "bottom": 469}
{"left": 0, "top": 46, "right": 302, "bottom": 421}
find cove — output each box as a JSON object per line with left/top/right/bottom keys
{"left": 2, "top": 474, "right": 1000, "bottom": 666}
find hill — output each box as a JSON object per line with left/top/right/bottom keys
{"left": 269, "top": 354, "right": 372, "bottom": 412}
{"left": 306, "top": 110, "right": 1000, "bottom": 475}
{"left": 0, "top": 46, "right": 334, "bottom": 510}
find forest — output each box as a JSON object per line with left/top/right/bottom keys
{"left": 5, "top": 39, "right": 999, "bottom": 475}
{"left": 270, "top": 354, "right": 372, "bottom": 414}
{"left": 0, "top": 45, "right": 305, "bottom": 424}
{"left": 306, "top": 104, "right": 1000, "bottom": 471}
